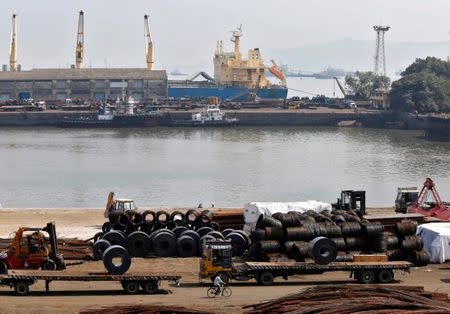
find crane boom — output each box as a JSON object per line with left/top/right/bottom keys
{"left": 334, "top": 77, "right": 346, "bottom": 97}
{"left": 75, "top": 10, "right": 84, "bottom": 69}
{"left": 9, "top": 14, "right": 17, "bottom": 71}
{"left": 144, "top": 15, "right": 154, "bottom": 70}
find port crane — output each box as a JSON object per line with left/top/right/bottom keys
{"left": 334, "top": 77, "right": 346, "bottom": 97}
{"left": 9, "top": 14, "right": 17, "bottom": 71}
{"left": 144, "top": 15, "right": 154, "bottom": 70}
{"left": 75, "top": 11, "right": 84, "bottom": 69}
{"left": 407, "top": 177, "right": 450, "bottom": 220}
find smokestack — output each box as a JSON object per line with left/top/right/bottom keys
{"left": 9, "top": 14, "right": 17, "bottom": 71}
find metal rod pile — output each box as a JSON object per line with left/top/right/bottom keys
{"left": 81, "top": 304, "right": 211, "bottom": 314}
{"left": 243, "top": 285, "right": 450, "bottom": 314}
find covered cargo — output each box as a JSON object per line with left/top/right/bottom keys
{"left": 243, "top": 201, "right": 331, "bottom": 233}
{"left": 416, "top": 222, "right": 450, "bottom": 263}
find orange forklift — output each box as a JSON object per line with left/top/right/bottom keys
{"left": 0, "top": 222, "right": 65, "bottom": 274}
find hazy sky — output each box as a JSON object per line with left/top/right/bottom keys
{"left": 0, "top": 0, "right": 449, "bottom": 71}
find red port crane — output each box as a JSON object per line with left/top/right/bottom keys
{"left": 407, "top": 177, "right": 450, "bottom": 220}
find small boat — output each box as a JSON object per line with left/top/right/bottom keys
{"left": 168, "top": 105, "right": 239, "bottom": 127}
{"left": 58, "top": 96, "right": 162, "bottom": 128}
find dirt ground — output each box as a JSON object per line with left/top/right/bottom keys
{"left": 0, "top": 207, "right": 448, "bottom": 313}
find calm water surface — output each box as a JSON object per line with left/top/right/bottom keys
{"left": 1, "top": 126, "right": 449, "bottom": 208}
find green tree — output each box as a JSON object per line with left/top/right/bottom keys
{"left": 389, "top": 57, "right": 450, "bottom": 113}
{"left": 345, "top": 71, "right": 390, "bottom": 99}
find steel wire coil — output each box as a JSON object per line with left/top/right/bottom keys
{"left": 396, "top": 220, "right": 417, "bottom": 236}
{"left": 340, "top": 222, "right": 362, "bottom": 237}
{"left": 264, "top": 227, "right": 284, "bottom": 241}
{"left": 408, "top": 249, "right": 431, "bottom": 266}
{"left": 330, "top": 237, "right": 346, "bottom": 250}
{"left": 344, "top": 237, "right": 367, "bottom": 249}
{"left": 401, "top": 235, "right": 424, "bottom": 251}
{"left": 285, "top": 227, "right": 315, "bottom": 241}
{"left": 257, "top": 215, "right": 283, "bottom": 229}
{"left": 362, "top": 222, "right": 385, "bottom": 235}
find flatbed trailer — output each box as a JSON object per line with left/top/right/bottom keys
{"left": 0, "top": 270, "right": 181, "bottom": 296}
{"left": 229, "top": 261, "right": 412, "bottom": 285}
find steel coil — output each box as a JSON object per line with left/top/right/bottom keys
{"left": 185, "top": 209, "right": 199, "bottom": 225}
{"left": 386, "top": 249, "right": 406, "bottom": 261}
{"left": 362, "top": 222, "right": 385, "bottom": 235}
{"left": 344, "top": 237, "right": 367, "bottom": 249}
{"left": 408, "top": 249, "right": 431, "bottom": 266}
{"left": 102, "top": 245, "right": 131, "bottom": 274}
{"left": 308, "top": 236, "right": 337, "bottom": 265}
{"left": 396, "top": 220, "right": 417, "bottom": 236}
{"left": 331, "top": 215, "right": 346, "bottom": 224}
{"left": 340, "top": 222, "right": 362, "bottom": 237}
{"left": 401, "top": 235, "right": 423, "bottom": 251}
{"left": 102, "top": 230, "right": 127, "bottom": 248}
{"left": 127, "top": 231, "right": 151, "bottom": 257}
{"left": 264, "top": 227, "right": 284, "bottom": 241}
{"left": 156, "top": 211, "right": 170, "bottom": 227}
{"left": 331, "top": 237, "right": 346, "bottom": 251}
{"left": 257, "top": 215, "right": 283, "bottom": 229}
{"left": 386, "top": 235, "right": 400, "bottom": 249}
{"left": 369, "top": 233, "right": 387, "bottom": 253}
{"left": 225, "top": 232, "right": 248, "bottom": 257}
{"left": 170, "top": 211, "right": 186, "bottom": 226}
{"left": 285, "top": 227, "right": 315, "bottom": 241}
{"left": 176, "top": 235, "right": 198, "bottom": 257}
{"left": 152, "top": 231, "right": 177, "bottom": 257}
{"left": 92, "top": 239, "right": 110, "bottom": 260}
{"left": 324, "top": 225, "right": 342, "bottom": 238}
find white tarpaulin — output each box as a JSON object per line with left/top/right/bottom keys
{"left": 416, "top": 222, "right": 450, "bottom": 263}
{"left": 243, "top": 201, "right": 331, "bottom": 233}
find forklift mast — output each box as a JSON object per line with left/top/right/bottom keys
{"left": 42, "top": 222, "right": 65, "bottom": 270}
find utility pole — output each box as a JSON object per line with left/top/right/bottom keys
{"left": 373, "top": 25, "right": 390, "bottom": 76}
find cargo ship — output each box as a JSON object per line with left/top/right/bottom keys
{"left": 424, "top": 115, "right": 450, "bottom": 140}
{"left": 58, "top": 96, "right": 161, "bottom": 128}
{"left": 168, "top": 26, "right": 288, "bottom": 101}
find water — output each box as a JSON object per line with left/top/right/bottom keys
{"left": 1, "top": 127, "right": 450, "bottom": 208}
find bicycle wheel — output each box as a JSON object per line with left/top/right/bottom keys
{"left": 207, "top": 287, "right": 217, "bottom": 298}
{"left": 222, "top": 287, "right": 232, "bottom": 297}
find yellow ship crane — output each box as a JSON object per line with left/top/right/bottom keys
{"left": 75, "top": 10, "right": 84, "bottom": 69}
{"left": 334, "top": 76, "right": 346, "bottom": 97}
{"left": 269, "top": 59, "right": 287, "bottom": 87}
{"left": 9, "top": 14, "right": 17, "bottom": 71}
{"left": 144, "top": 14, "right": 154, "bottom": 70}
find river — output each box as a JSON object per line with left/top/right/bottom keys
{"left": 1, "top": 126, "right": 449, "bottom": 208}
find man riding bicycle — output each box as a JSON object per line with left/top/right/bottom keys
{"left": 213, "top": 275, "right": 225, "bottom": 295}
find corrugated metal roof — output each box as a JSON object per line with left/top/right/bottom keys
{"left": 0, "top": 68, "right": 167, "bottom": 81}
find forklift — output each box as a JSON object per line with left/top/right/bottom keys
{"left": 332, "top": 190, "right": 366, "bottom": 215}
{"left": 0, "top": 222, "right": 65, "bottom": 274}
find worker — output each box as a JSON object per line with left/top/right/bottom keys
{"left": 213, "top": 275, "right": 225, "bottom": 295}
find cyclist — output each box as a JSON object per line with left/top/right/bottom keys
{"left": 213, "top": 275, "right": 225, "bottom": 295}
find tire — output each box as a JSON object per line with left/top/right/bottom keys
{"left": 0, "top": 260, "right": 8, "bottom": 274}
{"left": 41, "top": 260, "right": 56, "bottom": 271}
{"left": 258, "top": 271, "right": 274, "bottom": 285}
{"left": 172, "top": 226, "right": 189, "bottom": 238}
{"left": 140, "top": 280, "right": 158, "bottom": 294}
{"left": 358, "top": 270, "right": 375, "bottom": 284}
{"left": 196, "top": 226, "right": 214, "bottom": 237}
{"left": 308, "top": 237, "right": 337, "bottom": 265}
{"left": 152, "top": 232, "right": 177, "bottom": 257}
{"left": 176, "top": 235, "right": 197, "bottom": 257}
{"left": 222, "top": 287, "right": 232, "bottom": 297}
{"left": 103, "top": 245, "right": 131, "bottom": 274}
{"left": 127, "top": 231, "right": 151, "bottom": 257}
{"left": 102, "top": 230, "right": 127, "bottom": 248}
{"left": 14, "top": 282, "right": 29, "bottom": 296}
{"left": 207, "top": 287, "right": 217, "bottom": 298}
{"left": 122, "top": 281, "right": 140, "bottom": 295}
{"left": 92, "top": 239, "right": 111, "bottom": 260}
{"left": 377, "top": 269, "right": 394, "bottom": 283}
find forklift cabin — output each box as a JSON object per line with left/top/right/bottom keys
{"left": 199, "top": 240, "right": 233, "bottom": 282}
{"left": 333, "top": 190, "right": 366, "bottom": 215}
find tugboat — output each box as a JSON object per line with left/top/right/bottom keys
{"left": 58, "top": 96, "right": 162, "bottom": 128}
{"left": 168, "top": 105, "right": 239, "bottom": 127}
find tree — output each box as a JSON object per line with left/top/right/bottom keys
{"left": 389, "top": 57, "right": 450, "bottom": 113}
{"left": 345, "top": 71, "right": 390, "bottom": 99}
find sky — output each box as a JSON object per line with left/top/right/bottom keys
{"left": 0, "top": 0, "right": 449, "bottom": 72}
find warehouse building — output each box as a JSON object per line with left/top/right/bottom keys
{"left": 0, "top": 68, "right": 168, "bottom": 101}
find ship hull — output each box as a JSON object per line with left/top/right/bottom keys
{"left": 58, "top": 114, "right": 161, "bottom": 128}
{"left": 425, "top": 116, "right": 450, "bottom": 140}
{"left": 168, "top": 85, "right": 288, "bottom": 101}
{"left": 168, "top": 118, "right": 239, "bottom": 127}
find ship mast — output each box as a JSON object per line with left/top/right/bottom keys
{"left": 144, "top": 14, "right": 154, "bottom": 70}
{"left": 231, "top": 25, "right": 242, "bottom": 61}
{"left": 9, "top": 14, "right": 17, "bottom": 71}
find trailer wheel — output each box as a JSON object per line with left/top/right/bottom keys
{"left": 358, "top": 270, "right": 375, "bottom": 284}
{"left": 258, "top": 271, "right": 274, "bottom": 286}
{"left": 140, "top": 280, "right": 158, "bottom": 294}
{"left": 14, "top": 282, "right": 29, "bottom": 296}
{"left": 41, "top": 260, "right": 56, "bottom": 271}
{"left": 122, "top": 281, "right": 140, "bottom": 294}
{"left": 377, "top": 269, "right": 394, "bottom": 283}
{"left": 0, "top": 260, "right": 8, "bottom": 274}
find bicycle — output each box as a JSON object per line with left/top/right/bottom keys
{"left": 207, "top": 285, "right": 232, "bottom": 297}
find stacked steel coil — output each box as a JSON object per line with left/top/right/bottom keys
{"left": 92, "top": 209, "right": 250, "bottom": 272}
{"left": 248, "top": 210, "right": 430, "bottom": 266}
